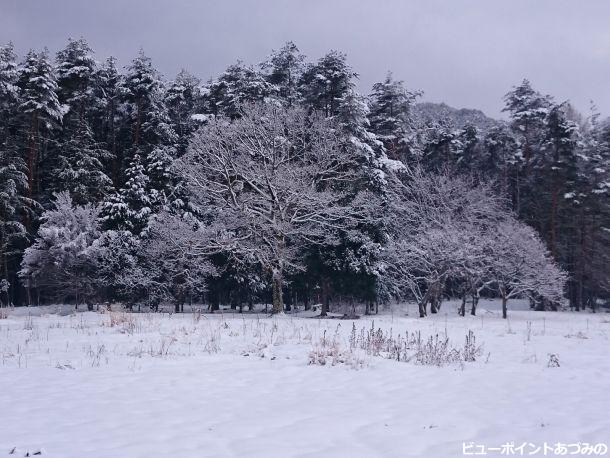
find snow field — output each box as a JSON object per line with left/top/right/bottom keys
{"left": 0, "top": 301, "right": 609, "bottom": 457}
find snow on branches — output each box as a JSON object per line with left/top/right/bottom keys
{"left": 175, "top": 103, "right": 374, "bottom": 313}
{"left": 382, "top": 168, "right": 566, "bottom": 318}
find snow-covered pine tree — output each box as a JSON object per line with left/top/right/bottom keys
{"left": 203, "top": 61, "right": 274, "bottom": 118}
{"left": 53, "top": 40, "right": 115, "bottom": 206}
{"left": 453, "top": 125, "right": 480, "bottom": 174}
{"left": 299, "top": 52, "right": 382, "bottom": 313}
{"left": 54, "top": 119, "right": 113, "bottom": 204}
{"left": 91, "top": 56, "right": 122, "bottom": 185}
{"left": 127, "top": 55, "right": 179, "bottom": 203}
{"left": 503, "top": 79, "right": 552, "bottom": 166}
{"left": 17, "top": 49, "right": 64, "bottom": 205}
{"left": 101, "top": 153, "right": 159, "bottom": 235}
{"left": 480, "top": 125, "right": 519, "bottom": 198}
{"left": 164, "top": 69, "right": 202, "bottom": 155}
{"left": 102, "top": 50, "right": 180, "bottom": 233}
{"left": 260, "top": 41, "right": 306, "bottom": 106}
{"left": 121, "top": 50, "right": 168, "bottom": 149}
{"left": 298, "top": 50, "right": 357, "bottom": 118}
{"left": 419, "top": 119, "right": 459, "bottom": 171}
{"left": 542, "top": 102, "right": 581, "bottom": 259}
{"left": 502, "top": 79, "right": 552, "bottom": 214}
{"left": 581, "top": 117, "right": 610, "bottom": 306}
{"left": 550, "top": 105, "right": 610, "bottom": 310}
{"left": 0, "top": 140, "right": 31, "bottom": 305}
{"left": 0, "top": 43, "right": 27, "bottom": 305}
{"left": 95, "top": 229, "right": 150, "bottom": 308}
{"left": 0, "top": 42, "right": 20, "bottom": 183}
{"left": 0, "top": 42, "right": 19, "bottom": 119}
{"left": 331, "top": 87, "right": 390, "bottom": 312}
{"left": 55, "top": 38, "right": 97, "bottom": 127}
{"left": 368, "top": 72, "right": 421, "bottom": 162}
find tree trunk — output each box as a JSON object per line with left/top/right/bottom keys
{"left": 429, "top": 281, "right": 441, "bottom": 314}
{"left": 502, "top": 295, "right": 508, "bottom": 319}
{"left": 575, "top": 213, "right": 586, "bottom": 312}
{"left": 210, "top": 293, "right": 219, "bottom": 313}
{"left": 418, "top": 291, "right": 428, "bottom": 318}
{"left": 108, "top": 95, "right": 120, "bottom": 187}
{"left": 134, "top": 100, "right": 141, "bottom": 146}
{"left": 459, "top": 295, "right": 466, "bottom": 316}
{"left": 24, "top": 112, "right": 39, "bottom": 231}
{"left": 271, "top": 269, "right": 283, "bottom": 314}
{"left": 470, "top": 293, "right": 479, "bottom": 316}
{"left": 320, "top": 278, "right": 330, "bottom": 317}
{"left": 549, "top": 181, "right": 559, "bottom": 259}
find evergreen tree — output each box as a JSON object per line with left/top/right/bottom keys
{"left": 106, "top": 50, "right": 180, "bottom": 229}
{"left": 260, "top": 41, "right": 306, "bottom": 106}
{"left": 420, "top": 119, "right": 458, "bottom": 170}
{"left": 164, "top": 69, "right": 202, "bottom": 155}
{"left": 299, "top": 50, "right": 357, "bottom": 118}
{"left": 91, "top": 56, "right": 122, "bottom": 184}
{"left": 101, "top": 154, "right": 159, "bottom": 235}
{"left": 0, "top": 43, "right": 21, "bottom": 192}
{"left": 480, "top": 125, "right": 519, "bottom": 195}
{"left": 17, "top": 49, "right": 64, "bottom": 206}
{"left": 55, "top": 38, "right": 97, "bottom": 126}
{"left": 0, "top": 43, "right": 19, "bottom": 120}
{"left": 203, "top": 61, "right": 274, "bottom": 118}
{"left": 0, "top": 43, "right": 25, "bottom": 305}
{"left": 558, "top": 106, "right": 609, "bottom": 309}
{"left": 542, "top": 103, "right": 581, "bottom": 258}
{"left": 122, "top": 50, "right": 164, "bottom": 149}
{"left": 0, "top": 145, "right": 31, "bottom": 305}
{"left": 502, "top": 79, "right": 552, "bottom": 214}
{"left": 368, "top": 72, "right": 421, "bottom": 161}
{"left": 54, "top": 120, "right": 113, "bottom": 204}
{"left": 454, "top": 125, "right": 480, "bottom": 174}
{"left": 503, "top": 79, "right": 552, "bottom": 167}
{"left": 300, "top": 54, "right": 393, "bottom": 314}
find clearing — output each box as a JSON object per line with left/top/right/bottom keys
{"left": 0, "top": 300, "right": 608, "bottom": 457}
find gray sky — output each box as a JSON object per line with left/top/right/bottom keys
{"left": 2, "top": 0, "right": 609, "bottom": 118}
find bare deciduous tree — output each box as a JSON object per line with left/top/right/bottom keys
{"left": 383, "top": 168, "right": 506, "bottom": 317}
{"left": 382, "top": 168, "right": 566, "bottom": 318}
{"left": 178, "top": 103, "right": 371, "bottom": 313}
{"left": 488, "top": 220, "right": 567, "bottom": 318}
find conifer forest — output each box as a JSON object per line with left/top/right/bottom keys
{"left": 0, "top": 39, "right": 608, "bottom": 316}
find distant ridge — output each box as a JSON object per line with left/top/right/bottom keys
{"left": 413, "top": 102, "right": 502, "bottom": 132}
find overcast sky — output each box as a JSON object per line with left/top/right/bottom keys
{"left": 2, "top": 0, "right": 609, "bottom": 118}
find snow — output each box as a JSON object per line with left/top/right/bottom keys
{"left": 0, "top": 301, "right": 609, "bottom": 457}
{"left": 190, "top": 113, "right": 212, "bottom": 122}
{"left": 378, "top": 155, "right": 407, "bottom": 172}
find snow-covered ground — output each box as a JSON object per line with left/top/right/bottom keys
{"left": 1, "top": 300, "right": 608, "bottom": 458}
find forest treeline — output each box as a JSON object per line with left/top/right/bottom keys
{"left": 0, "top": 39, "right": 608, "bottom": 316}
